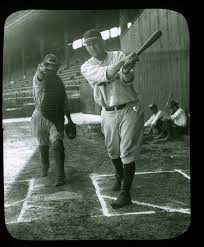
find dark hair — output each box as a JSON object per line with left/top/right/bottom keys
{"left": 170, "top": 100, "right": 179, "bottom": 108}
{"left": 148, "top": 104, "right": 157, "bottom": 110}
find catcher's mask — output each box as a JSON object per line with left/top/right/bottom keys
{"left": 43, "top": 54, "right": 60, "bottom": 71}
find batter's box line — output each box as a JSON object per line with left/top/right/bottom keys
{"left": 90, "top": 170, "right": 190, "bottom": 217}
{"left": 6, "top": 217, "right": 41, "bottom": 225}
{"left": 4, "top": 178, "right": 33, "bottom": 187}
{"left": 16, "top": 178, "right": 35, "bottom": 223}
{"left": 4, "top": 199, "right": 26, "bottom": 208}
{"left": 91, "top": 169, "right": 190, "bottom": 179}
{"left": 103, "top": 195, "right": 190, "bottom": 214}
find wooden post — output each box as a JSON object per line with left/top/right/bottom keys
{"left": 22, "top": 42, "right": 25, "bottom": 78}
{"left": 40, "top": 37, "right": 45, "bottom": 60}
{"left": 119, "top": 9, "right": 128, "bottom": 35}
{"left": 64, "top": 31, "right": 70, "bottom": 68}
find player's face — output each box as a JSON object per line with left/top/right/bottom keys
{"left": 45, "top": 62, "right": 58, "bottom": 71}
{"left": 85, "top": 38, "right": 105, "bottom": 59}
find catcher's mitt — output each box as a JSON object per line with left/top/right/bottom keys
{"left": 64, "top": 122, "right": 76, "bottom": 139}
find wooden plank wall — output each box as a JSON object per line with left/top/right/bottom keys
{"left": 120, "top": 9, "right": 189, "bottom": 120}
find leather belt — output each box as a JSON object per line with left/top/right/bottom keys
{"left": 105, "top": 103, "right": 126, "bottom": 111}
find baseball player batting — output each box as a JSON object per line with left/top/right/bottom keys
{"left": 80, "top": 30, "right": 138, "bottom": 209}
{"left": 81, "top": 29, "right": 162, "bottom": 209}
{"left": 31, "top": 54, "right": 76, "bottom": 187}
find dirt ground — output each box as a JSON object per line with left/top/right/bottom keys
{"left": 3, "top": 117, "right": 190, "bottom": 240}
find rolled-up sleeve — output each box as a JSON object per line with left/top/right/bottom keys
{"left": 170, "top": 109, "right": 181, "bottom": 120}
{"left": 151, "top": 111, "right": 163, "bottom": 125}
{"left": 144, "top": 115, "right": 154, "bottom": 127}
{"left": 81, "top": 62, "right": 110, "bottom": 86}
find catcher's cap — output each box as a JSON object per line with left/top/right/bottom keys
{"left": 148, "top": 103, "right": 157, "bottom": 109}
{"left": 83, "top": 29, "right": 102, "bottom": 44}
{"left": 169, "top": 99, "right": 179, "bottom": 107}
{"left": 43, "top": 54, "right": 59, "bottom": 65}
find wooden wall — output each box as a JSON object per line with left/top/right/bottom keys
{"left": 120, "top": 9, "right": 190, "bottom": 120}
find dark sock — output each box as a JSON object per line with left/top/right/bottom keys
{"left": 123, "top": 162, "right": 135, "bottom": 193}
{"left": 112, "top": 158, "right": 124, "bottom": 179}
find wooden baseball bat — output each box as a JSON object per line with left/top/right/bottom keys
{"left": 136, "top": 30, "right": 162, "bottom": 56}
{"left": 164, "top": 92, "right": 173, "bottom": 113}
{"left": 98, "top": 30, "right": 162, "bottom": 86}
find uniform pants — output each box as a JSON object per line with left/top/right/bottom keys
{"left": 31, "top": 109, "right": 64, "bottom": 145}
{"left": 101, "top": 102, "right": 144, "bottom": 164}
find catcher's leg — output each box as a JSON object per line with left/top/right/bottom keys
{"left": 39, "top": 145, "right": 50, "bottom": 177}
{"left": 111, "top": 162, "right": 135, "bottom": 209}
{"left": 52, "top": 140, "right": 65, "bottom": 187}
{"left": 111, "top": 158, "right": 124, "bottom": 191}
{"left": 31, "top": 110, "right": 50, "bottom": 177}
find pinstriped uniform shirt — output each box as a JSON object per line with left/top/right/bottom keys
{"left": 81, "top": 51, "right": 140, "bottom": 108}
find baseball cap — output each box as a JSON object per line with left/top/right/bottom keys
{"left": 83, "top": 29, "right": 102, "bottom": 43}
{"left": 148, "top": 103, "right": 157, "bottom": 109}
{"left": 43, "top": 54, "right": 59, "bottom": 65}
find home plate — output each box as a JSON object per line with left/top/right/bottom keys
{"left": 46, "top": 191, "right": 82, "bottom": 201}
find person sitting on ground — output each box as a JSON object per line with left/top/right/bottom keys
{"left": 157, "top": 100, "right": 187, "bottom": 141}
{"left": 144, "top": 104, "right": 167, "bottom": 137}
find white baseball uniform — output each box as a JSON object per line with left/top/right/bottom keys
{"left": 144, "top": 110, "right": 168, "bottom": 128}
{"left": 81, "top": 51, "right": 144, "bottom": 164}
{"left": 170, "top": 108, "right": 187, "bottom": 127}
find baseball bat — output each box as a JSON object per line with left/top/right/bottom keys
{"left": 164, "top": 92, "right": 173, "bottom": 113}
{"left": 98, "top": 30, "right": 162, "bottom": 86}
{"left": 136, "top": 30, "right": 162, "bottom": 56}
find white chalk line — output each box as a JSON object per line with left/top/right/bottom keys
{"left": 16, "top": 178, "right": 35, "bottom": 223}
{"left": 174, "top": 169, "right": 190, "bottom": 180}
{"left": 4, "top": 199, "right": 26, "bottom": 208}
{"left": 167, "top": 198, "right": 188, "bottom": 205}
{"left": 92, "top": 169, "right": 189, "bottom": 178}
{"left": 103, "top": 195, "right": 190, "bottom": 214}
{"left": 6, "top": 217, "right": 41, "bottom": 225}
{"left": 91, "top": 211, "right": 156, "bottom": 218}
{"left": 90, "top": 170, "right": 190, "bottom": 217}
{"left": 26, "top": 205, "right": 53, "bottom": 210}
{"left": 90, "top": 175, "right": 110, "bottom": 217}
{"left": 4, "top": 179, "right": 31, "bottom": 187}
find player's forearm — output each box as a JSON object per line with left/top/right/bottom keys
{"left": 106, "top": 60, "right": 126, "bottom": 80}
{"left": 65, "top": 110, "right": 73, "bottom": 123}
{"left": 36, "top": 64, "right": 46, "bottom": 81}
{"left": 36, "top": 70, "right": 45, "bottom": 81}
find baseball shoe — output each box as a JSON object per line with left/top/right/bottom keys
{"left": 111, "top": 191, "right": 132, "bottom": 209}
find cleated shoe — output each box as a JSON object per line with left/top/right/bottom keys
{"left": 111, "top": 191, "right": 132, "bottom": 209}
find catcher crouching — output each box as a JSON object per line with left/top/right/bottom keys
{"left": 31, "top": 54, "right": 76, "bottom": 186}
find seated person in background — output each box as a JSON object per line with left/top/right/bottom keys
{"left": 158, "top": 100, "right": 187, "bottom": 141}
{"left": 144, "top": 104, "right": 167, "bottom": 137}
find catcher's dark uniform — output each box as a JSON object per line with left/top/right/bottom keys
{"left": 31, "top": 72, "right": 70, "bottom": 145}
{"left": 31, "top": 54, "right": 76, "bottom": 187}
